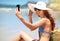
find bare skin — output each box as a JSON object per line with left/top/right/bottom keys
{"left": 13, "top": 8, "right": 52, "bottom": 41}
{"left": 28, "top": 10, "right": 33, "bottom": 23}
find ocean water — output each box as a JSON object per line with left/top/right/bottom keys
{"left": 0, "top": 8, "right": 60, "bottom": 41}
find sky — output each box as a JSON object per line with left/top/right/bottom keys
{"left": 0, "top": 0, "right": 51, "bottom": 5}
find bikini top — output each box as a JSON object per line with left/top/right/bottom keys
{"left": 39, "top": 26, "right": 52, "bottom": 34}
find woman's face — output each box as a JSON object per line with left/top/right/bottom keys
{"left": 34, "top": 8, "right": 44, "bottom": 17}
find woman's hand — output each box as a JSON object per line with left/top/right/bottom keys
{"left": 28, "top": 10, "right": 33, "bottom": 16}
{"left": 15, "top": 8, "right": 22, "bottom": 18}
{"left": 28, "top": 10, "right": 33, "bottom": 23}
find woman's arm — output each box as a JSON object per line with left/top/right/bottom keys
{"left": 15, "top": 8, "right": 46, "bottom": 31}
{"left": 28, "top": 10, "right": 33, "bottom": 23}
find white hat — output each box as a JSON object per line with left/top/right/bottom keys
{"left": 28, "top": 1, "right": 52, "bottom": 12}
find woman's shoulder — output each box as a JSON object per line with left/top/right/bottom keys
{"left": 41, "top": 18, "right": 50, "bottom": 23}
{"left": 41, "top": 18, "right": 48, "bottom": 21}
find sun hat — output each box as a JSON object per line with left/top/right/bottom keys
{"left": 28, "top": 1, "right": 52, "bottom": 12}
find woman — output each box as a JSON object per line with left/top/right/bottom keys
{"left": 13, "top": 1, "right": 55, "bottom": 41}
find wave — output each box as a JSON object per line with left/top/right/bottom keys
{"left": 0, "top": 8, "right": 28, "bottom": 13}
{"left": 0, "top": 8, "right": 14, "bottom": 12}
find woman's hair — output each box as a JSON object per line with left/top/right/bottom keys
{"left": 43, "top": 10, "right": 55, "bottom": 31}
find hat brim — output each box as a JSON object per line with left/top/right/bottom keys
{"left": 28, "top": 3, "right": 52, "bottom": 12}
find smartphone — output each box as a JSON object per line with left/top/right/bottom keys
{"left": 16, "top": 5, "right": 20, "bottom": 11}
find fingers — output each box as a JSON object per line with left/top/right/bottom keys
{"left": 29, "top": 10, "right": 33, "bottom": 14}
{"left": 15, "top": 8, "right": 18, "bottom": 13}
{"left": 15, "top": 8, "right": 18, "bottom": 14}
{"left": 15, "top": 8, "right": 21, "bottom": 14}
